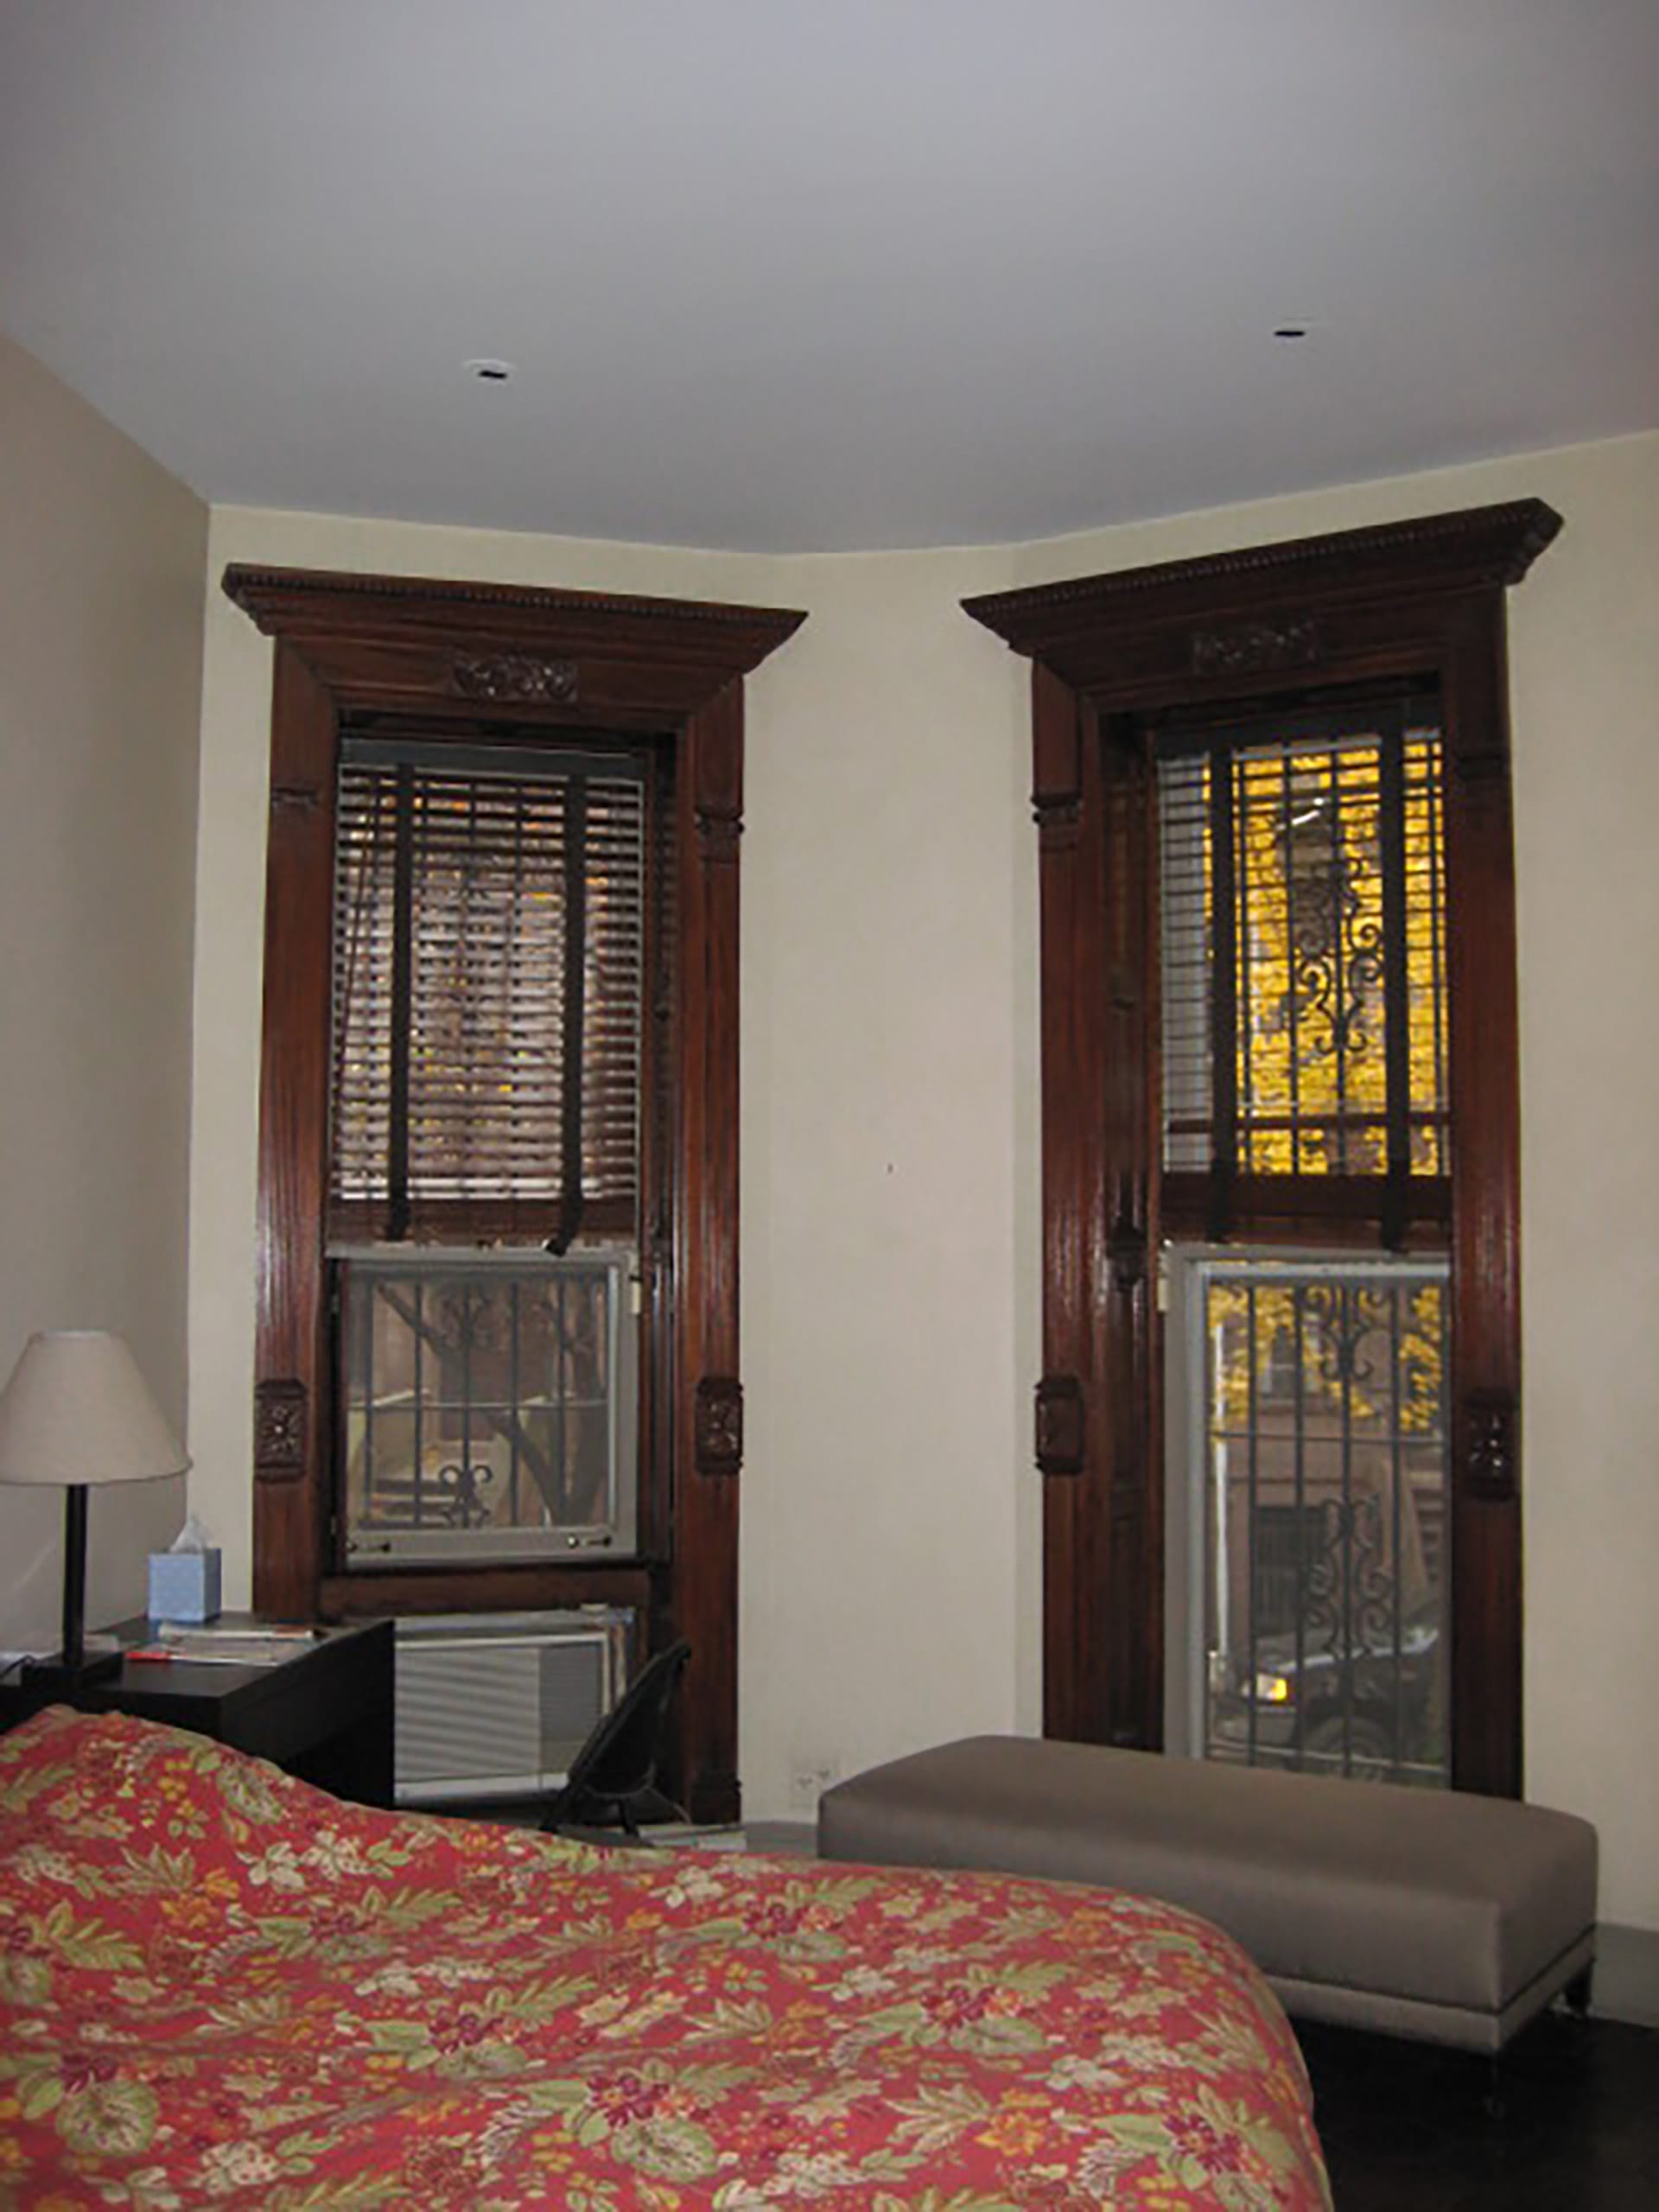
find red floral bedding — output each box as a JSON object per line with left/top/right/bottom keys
{"left": 0, "top": 1707, "right": 1329, "bottom": 2209}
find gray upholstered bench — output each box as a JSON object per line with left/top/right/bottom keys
{"left": 817, "top": 1735, "right": 1597, "bottom": 2053}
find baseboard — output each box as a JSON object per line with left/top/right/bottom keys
{"left": 743, "top": 1819, "right": 817, "bottom": 1857}
{"left": 1590, "top": 1923, "right": 1659, "bottom": 2027}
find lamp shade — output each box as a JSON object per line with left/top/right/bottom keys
{"left": 0, "top": 1331, "right": 189, "bottom": 1489}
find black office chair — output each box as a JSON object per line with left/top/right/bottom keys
{"left": 539, "top": 1639, "right": 692, "bottom": 1837}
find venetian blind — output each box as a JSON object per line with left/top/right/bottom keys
{"left": 329, "top": 736, "right": 647, "bottom": 1246}
{"left": 1157, "top": 696, "right": 1447, "bottom": 1236}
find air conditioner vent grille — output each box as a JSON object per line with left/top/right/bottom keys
{"left": 392, "top": 1610, "right": 630, "bottom": 1804}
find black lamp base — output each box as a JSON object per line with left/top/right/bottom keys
{"left": 25, "top": 1483, "right": 123, "bottom": 1693}
{"left": 22, "top": 1646, "right": 124, "bottom": 1692}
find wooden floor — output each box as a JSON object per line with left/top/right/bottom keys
{"left": 1300, "top": 2012, "right": 1659, "bottom": 2211}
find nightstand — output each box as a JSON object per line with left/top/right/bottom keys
{"left": 0, "top": 1614, "right": 394, "bottom": 1806}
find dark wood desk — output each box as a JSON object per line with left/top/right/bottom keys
{"left": 0, "top": 1614, "right": 394, "bottom": 1807}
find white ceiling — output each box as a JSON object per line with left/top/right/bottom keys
{"left": 3, "top": 1, "right": 1656, "bottom": 555}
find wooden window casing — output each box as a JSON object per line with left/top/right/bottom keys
{"left": 226, "top": 566, "right": 804, "bottom": 1822}
{"left": 964, "top": 500, "right": 1560, "bottom": 1799}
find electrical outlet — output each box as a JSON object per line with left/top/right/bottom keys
{"left": 787, "top": 1758, "right": 839, "bottom": 1814}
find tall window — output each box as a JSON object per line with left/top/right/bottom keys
{"left": 226, "top": 563, "right": 803, "bottom": 1825}
{"left": 1156, "top": 690, "right": 1454, "bottom": 1783}
{"left": 965, "top": 499, "right": 1560, "bottom": 1797}
{"left": 327, "top": 736, "right": 658, "bottom": 1568}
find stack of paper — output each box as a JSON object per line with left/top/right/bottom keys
{"left": 126, "top": 1625, "right": 321, "bottom": 1669}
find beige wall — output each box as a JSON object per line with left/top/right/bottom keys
{"left": 191, "top": 429, "right": 1658, "bottom": 1929}
{"left": 0, "top": 334, "right": 206, "bottom": 1646}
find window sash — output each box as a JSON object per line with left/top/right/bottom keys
{"left": 330, "top": 739, "right": 648, "bottom": 1246}
{"left": 335, "top": 1248, "right": 639, "bottom": 1566}
{"left": 1177, "top": 1252, "right": 1451, "bottom": 1788}
{"left": 1157, "top": 697, "right": 1448, "bottom": 1243}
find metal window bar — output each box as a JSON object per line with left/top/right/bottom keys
{"left": 337, "top": 1250, "right": 638, "bottom": 1563}
{"left": 1338, "top": 1281, "right": 1356, "bottom": 1764}
{"left": 1193, "top": 1254, "right": 1450, "bottom": 1789}
{"left": 412, "top": 1276, "right": 425, "bottom": 1525}
{"left": 460, "top": 1276, "right": 474, "bottom": 1520}
{"left": 508, "top": 1276, "right": 521, "bottom": 1524}
{"left": 1330, "top": 753, "right": 1351, "bottom": 1170}
{"left": 1380, "top": 735, "right": 1411, "bottom": 1240}
{"left": 1279, "top": 748, "right": 1304, "bottom": 1176}
{"left": 556, "top": 1272, "right": 570, "bottom": 1516}
{"left": 1390, "top": 1277, "right": 1406, "bottom": 1763}
{"left": 1290, "top": 1281, "right": 1307, "bottom": 1764}
{"left": 1236, "top": 762, "right": 1255, "bottom": 1177}
{"left": 1245, "top": 1277, "right": 1260, "bottom": 1767}
{"left": 1208, "top": 741, "right": 1239, "bottom": 1235}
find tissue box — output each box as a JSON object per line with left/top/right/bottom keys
{"left": 147, "top": 1548, "right": 222, "bottom": 1624}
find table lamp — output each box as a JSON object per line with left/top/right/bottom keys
{"left": 0, "top": 1330, "right": 190, "bottom": 1688}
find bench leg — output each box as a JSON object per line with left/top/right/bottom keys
{"left": 1562, "top": 1961, "right": 1595, "bottom": 2019}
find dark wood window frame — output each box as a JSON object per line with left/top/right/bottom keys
{"left": 225, "top": 564, "right": 804, "bottom": 1822}
{"left": 964, "top": 500, "right": 1560, "bottom": 1799}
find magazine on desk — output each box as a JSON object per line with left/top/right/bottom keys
{"left": 125, "top": 1626, "right": 322, "bottom": 1669}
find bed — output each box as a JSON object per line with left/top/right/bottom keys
{"left": 0, "top": 1707, "right": 1330, "bottom": 2209}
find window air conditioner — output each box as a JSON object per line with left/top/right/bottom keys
{"left": 393, "top": 1609, "right": 632, "bottom": 1805}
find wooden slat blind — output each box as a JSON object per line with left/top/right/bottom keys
{"left": 330, "top": 737, "right": 646, "bottom": 1245}
{"left": 1157, "top": 697, "right": 1448, "bottom": 1243}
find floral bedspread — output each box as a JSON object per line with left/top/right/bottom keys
{"left": 0, "top": 1707, "right": 1330, "bottom": 2210}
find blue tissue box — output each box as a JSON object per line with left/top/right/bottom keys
{"left": 147, "top": 1548, "right": 222, "bottom": 1624}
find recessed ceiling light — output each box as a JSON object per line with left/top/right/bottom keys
{"left": 464, "top": 358, "right": 515, "bottom": 383}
